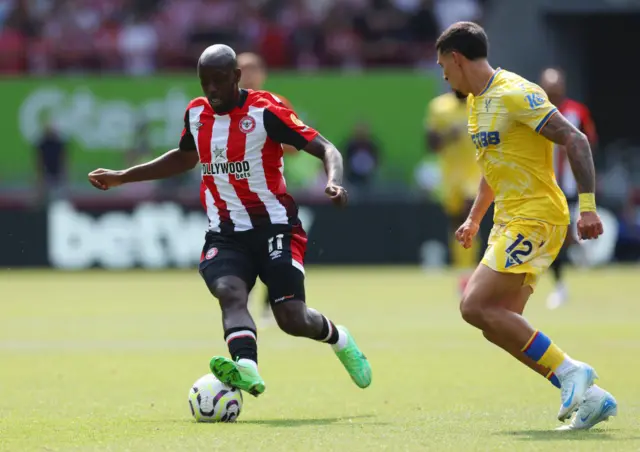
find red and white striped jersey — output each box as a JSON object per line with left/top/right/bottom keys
{"left": 179, "top": 89, "right": 318, "bottom": 233}
{"left": 554, "top": 99, "right": 598, "bottom": 198}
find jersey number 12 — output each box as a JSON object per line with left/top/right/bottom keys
{"left": 505, "top": 233, "right": 533, "bottom": 268}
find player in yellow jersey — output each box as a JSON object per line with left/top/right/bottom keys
{"left": 435, "top": 22, "right": 617, "bottom": 430}
{"left": 426, "top": 90, "right": 482, "bottom": 290}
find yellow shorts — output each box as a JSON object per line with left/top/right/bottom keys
{"left": 481, "top": 219, "right": 568, "bottom": 289}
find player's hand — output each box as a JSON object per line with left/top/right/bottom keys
{"left": 325, "top": 184, "right": 348, "bottom": 207}
{"left": 577, "top": 211, "right": 604, "bottom": 240}
{"left": 455, "top": 218, "right": 480, "bottom": 249}
{"left": 88, "top": 168, "right": 125, "bottom": 191}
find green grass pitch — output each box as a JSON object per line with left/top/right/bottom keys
{"left": 1, "top": 266, "right": 639, "bottom": 451}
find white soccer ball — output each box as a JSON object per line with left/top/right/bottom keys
{"left": 188, "top": 374, "right": 243, "bottom": 423}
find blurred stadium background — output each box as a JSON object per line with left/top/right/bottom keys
{"left": 1, "top": 0, "right": 640, "bottom": 269}
{"left": 2, "top": 0, "right": 640, "bottom": 450}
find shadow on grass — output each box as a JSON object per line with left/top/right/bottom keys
{"left": 496, "top": 428, "right": 634, "bottom": 442}
{"left": 164, "top": 414, "right": 386, "bottom": 427}
{"left": 239, "top": 414, "right": 384, "bottom": 427}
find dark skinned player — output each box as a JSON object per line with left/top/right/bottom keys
{"left": 237, "top": 51, "right": 296, "bottom": 326}
{"left": 88, "top": 44, "right": 372, "bottom": 396}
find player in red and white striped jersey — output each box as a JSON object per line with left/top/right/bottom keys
{"left": 88, "top": 44, "right": 371, "bottom": 397}
{"left": 540, "top": 68, "right": 598, "bottom": 309}
{"left": 237, "top": 51, "right": 296, "bottom": 325}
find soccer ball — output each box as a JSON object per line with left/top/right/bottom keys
{"left": 188, "top": 374, "right": 243, "bottom": 423}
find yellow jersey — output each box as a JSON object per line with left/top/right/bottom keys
{"left": 467, "top": 69, "right": 570, "bottom": 225}
{"left": 426, "top": 92, "right": 480, "bottom": 184}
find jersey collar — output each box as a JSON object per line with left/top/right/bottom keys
{"left": 237, "top": 89, "right": 248, "bottom": 109}
{"left": 478, "top": 68, "right": 502, "bottom": 97}
{"left": 212, "top": 89, "right": 249, "bottom": 116}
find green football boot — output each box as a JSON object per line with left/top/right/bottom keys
{"left": 209, "top": 356, "right": 266, "bottom": 397}
{"left": 334, "top": 326, "right": 372, "bottom": 389}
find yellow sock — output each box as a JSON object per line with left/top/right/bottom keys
{"left": 538, "top": 343, "right": 566, "bottom": 371}
{"left": 521, "top": 330, "right": 567, "bottom": 372}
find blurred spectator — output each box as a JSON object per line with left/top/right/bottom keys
{"left": 433, "top": 0, "right": 482, "bottom": 32}
{"left": 353, "top": 0, "right": 412, "bottom": 66}
{"left": 344, "top": 121, "right": 380, "bottom": 194}
{"left": 0, "top": 0, "right": 484, "bottom": 74}
{"left": 118, "top": 14, "right": 158, "bottom": 75}
{"left": 34, "top": 123, "right": 67, "bottom": 205}
{"left": 0, "top": 25, "right": 27, "bottom": 73}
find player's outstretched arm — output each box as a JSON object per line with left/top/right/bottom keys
{"left": 303, "top": 135, "right": 348, "bottom": 207}
{"left": 88, "top": 149, "right": 199, "bottom": 190}
{"left": 539, "top": 112, "right": 603, "bottom": 239}
{"left": 539, "top": 113, "right": 595, "bottom": 195}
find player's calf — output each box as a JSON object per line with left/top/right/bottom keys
{"left": 272, "top": 302, "right": 372, "bottom": 388}
{"left": 203, "top": 272, "right": 265, "bottom": 394}
{"left": 272, "top": 300, "right": 336, "bottom": 342}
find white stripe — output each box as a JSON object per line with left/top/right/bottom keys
{"left": 189, "top": 105, "right": 221, "bottom": 230}
{"left": 204, "top": 189, "right": 220, "bottom": 232}
{"left": 225, "top": 330, "right": 257, "bottom": 343}
{"left": 292, "top": 259, "right": 305, "bottom": 275}
{"left": 188, "top": 105, "right": 205, "bottom": 134}
{"left": 211, "top": 115, "right": 253, "bottom": 230}
{"left": 280, "top": 156, "right": 286, "bottom": 187}
{"left": 246, "top": 106, "right": 288, "bottom": 224}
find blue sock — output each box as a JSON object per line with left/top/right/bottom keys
{"left": 547, "top": 371, "right": 561, "bottom": 389}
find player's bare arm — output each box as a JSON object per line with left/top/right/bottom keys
{"left": 303, "top": 134, "right": 348, "bottom": 206}
{"left": 456, "top": 177, "right": 494, "bottom": 248}
{"left": 539, "top": 112, "right": 603, "bottom": 239}
{"left": 468, "top": 176, "right": 494, "bottom": 224}
{"left": 539, "top": 112, "right": 595, "bottom": 194}
{"left": 88, "top": 148, "right": 199, "bottom": 190}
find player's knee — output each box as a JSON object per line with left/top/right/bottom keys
{"left": 210, "top": 277, "right": 248, "bottom": 309}
{"left": 272, "top": 301, "right": 308, "bottom": 336}
{"left": 459, "top": 294, "right": 487, "bottom": 329}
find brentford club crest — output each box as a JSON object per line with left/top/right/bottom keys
{"left": 239, "top": 115, "right": 256, "bottom": 133}
{"left": 205, "top": 247, "right": 218, "bottom": 260}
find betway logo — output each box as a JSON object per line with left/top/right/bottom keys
{"left": 47, "top": 201, "right": 315, "bottom": 269}
{"left": 48, "top": 201, "right": 206, "bottom": 269}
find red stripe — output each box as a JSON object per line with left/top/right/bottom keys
{"left": 226, "top": 333, "right": 256, "bottom": 344}
{"left": 291, "top": 224, "right": 307, "bottom": 265}
{"left": 227, "top": 110, "right": 268, "bottom": 224}
{"left": 197, "top": 111, "right": 231, "bottom": 225}
{"left": 262, "top": 139, "right": 286, "bottom": 195}
{"left": 262, "top": 138, "right": 298, "bottom": 219}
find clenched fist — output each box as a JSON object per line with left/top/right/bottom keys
{"left": 88, "top": 168, "right": 125, "bottom": 191}
{"left": 325, "top": 184, "right": 348, "bottom": 207}
{"left": 577, "top": 211, "right": 604, "bottom": 240}
{"left": 455, "top": 218, "right": 480, "bottom": 249}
